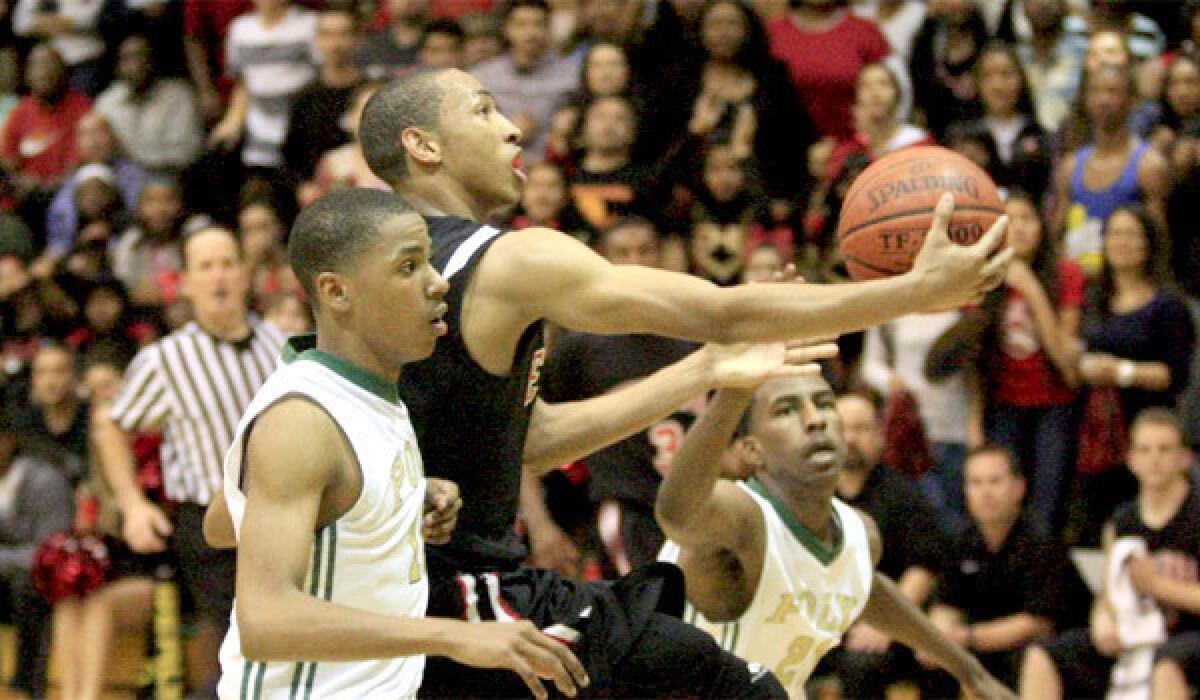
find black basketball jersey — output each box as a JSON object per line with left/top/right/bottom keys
{"left": 399, "top": 215, "right": 545, "bottom": 573}
{"left": 1110, "top": 482, "right": 1200, "bottom": 631}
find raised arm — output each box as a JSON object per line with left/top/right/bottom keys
{"left": 483, "top": 195, "right": 1009, "bottom": 346}
{"left": 235, "top": 398, "right": 587, "bottom": 700}
{"left": 524, "top": 342, "right": 837, "bottom": 472}
{"left": 655, "top": 387, "right": 756, "bottom": 550}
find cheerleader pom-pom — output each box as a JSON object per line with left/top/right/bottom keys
{"left": 32, "top": 531, "right": 112, "bottom": 605}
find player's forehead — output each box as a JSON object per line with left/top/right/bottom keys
{"left": 755, "top": 375, "right": 832, "bottom": 407}
{"left": 375, "top": 211, "right": 431, "bottom": 255}
{"left": 439, "top": 70, "right": 491, "bottom": 109}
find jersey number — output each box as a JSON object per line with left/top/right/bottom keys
{"left": 775, "top": 636, "right": 815, "bottom": 687}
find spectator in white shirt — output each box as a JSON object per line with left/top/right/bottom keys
{"left": 95, "top": 35, "right": 204, "bottom": 175}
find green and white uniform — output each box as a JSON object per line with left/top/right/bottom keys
{"left": 660, "top": 479, "right": 873, "bottom": 698}
{"left": 218, "top": 339, "right": 428, "bottom": 700}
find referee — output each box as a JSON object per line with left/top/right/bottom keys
{"left": 94, "top": 226, "right": 284, "bottom": 696}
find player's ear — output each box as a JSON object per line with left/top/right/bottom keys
{"left": 739, "top": 436, "right": 765, "bottom": 471}
{"left": 316, "top": 272, "right": 351, "bottom": 313}
{"left": 401, "top": 126, "right": 442, "bottom": 167}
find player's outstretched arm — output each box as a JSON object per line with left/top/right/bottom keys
{"left": 487, "top": 195, "right": 1009, "bottom": 345}
{"left": 234, "top": 399, "right": 588, "bottom": 699}
{"left": 652, "top": 354, "right": 806, "bottom": 551}
{"left": 856, "top": 515, "right": 1015, "bottom": 700}
{"left": 525, "top": 341, "right": 837, "bottom": 471}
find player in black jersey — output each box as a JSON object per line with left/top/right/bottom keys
{"left": 354, "top": 67, "right": 1010, "bottom": 698}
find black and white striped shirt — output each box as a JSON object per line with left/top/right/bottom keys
{"left": 110, "top": 318, "right": 285, "bottom": 505}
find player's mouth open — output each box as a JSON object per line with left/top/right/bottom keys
{"left": 430, "top": 304, "right": 449, "bottom": 335}
{"left": 806, "top": 447, "right": 839, "bottom": 469}
{"left": 513, "top": 153, "right": 526, "bottom": 182}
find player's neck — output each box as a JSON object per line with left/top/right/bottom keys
{"left": 759, "top": 474, "right": 838, "bottom": 545}
{"left": 315, "top": 331, "right": 401, "bottom": 389}
{"left": 400, "top": 178, "right": 488, "bottom": 221}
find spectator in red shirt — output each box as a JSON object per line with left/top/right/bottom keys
{"left": 766, "top": 0, "right": 891, "bottom": 143}
{"left": 971, "top": 190, "right": 1084, "bottom": 533}
{"left": 183, "top": 0, "right": 253, "bottom": 121}
{"left": 1, "top": 44, "right": 91, "bottom": 201}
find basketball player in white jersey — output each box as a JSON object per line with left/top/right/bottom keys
{"left": 217, "top": 188, "right": 587, "bottom": 700}
{"left": 657, "top": 371, "right": 1016, "bottom": 699}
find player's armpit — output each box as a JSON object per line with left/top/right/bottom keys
{"left": 203, "top": 491, "right": 236, "bottom": 549}
{"left": 857, "top": 510, "right": 883, "bottom": 568}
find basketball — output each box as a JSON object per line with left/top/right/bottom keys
{"left": 836, "top": 146, "right": 1004, "bottom": 281}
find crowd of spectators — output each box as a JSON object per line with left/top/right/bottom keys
{"left": 0, "top": 0, "right": 1198, "bottom": 697}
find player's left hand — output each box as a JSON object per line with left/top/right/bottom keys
{"left": 705, "top": 340, "right": 838, "bottom": 389}
{"left": 424, "top": 478, "right": 463, "bottom": 545}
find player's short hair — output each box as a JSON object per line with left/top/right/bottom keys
{"left": 288, "top": 189, "right": 418, "bottom": 306}
{"left": 360, "top": 70, "right": 449, "bottom": 184}
{"left": 965, "top": 443, "right": 1023, "bottom": 478}
{"left": 1131, "top": 407, "right": 1185, "bottom": 445}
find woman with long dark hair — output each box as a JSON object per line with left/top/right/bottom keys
{"left": 972, "top": 190, "right": 1083, "bottom": 532}
{"left": 1080, "top": 205, "right": 1196, "bottom": 422}
{"left": 652, "top": 0, "right": 815, "bottom": 210}
{"left": 950, "top": 43, "right": 1053, "bottom": 201}
{"left": 1143, "top": 51, "right": 1200, "bottom": 153}
{"left": 1069, "top": 204, "right": 1196, "bottom": 540}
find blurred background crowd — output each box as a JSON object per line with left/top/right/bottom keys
{"left": 0, "top": 0, "right": 1197, "bottom": 697}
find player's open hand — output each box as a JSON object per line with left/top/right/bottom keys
{"left": 449, "top": 620, "right": 589, "bottom": 700}
{"left": 423, "top": 478, "right": 462, "bottom": 545}
{"left": 911, "top": 193, "right": 1013, "bottom": 309}
{"left": 704, "top": 340, "right": 839, "bottom": 390}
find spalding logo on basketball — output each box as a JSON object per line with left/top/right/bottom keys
{"left": 836, "top": 146, "right": 1004, "bottom": 281}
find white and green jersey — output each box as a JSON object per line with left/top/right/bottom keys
{"left": 661, "top": 480, "right": 873, "bottom": 698}
{"left": 218, "top": 337, "right": 428, "bottom": 700}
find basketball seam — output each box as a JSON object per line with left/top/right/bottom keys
{"left": 844, "top": 255, "right": 904, "bottom": 277}
{"left": 837, "top": 205, "right": 1005, "bottom": 242}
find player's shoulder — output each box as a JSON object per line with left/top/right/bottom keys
{"left": 479, "top": 225, "right": 595, "bottom": 281}
{"left": 243, "top": 396, "right": 344, "bottom": 485}
{"left": 850, "top": 507, "right": 883, "bottom": 567}
{"left": 718, "top": 480, "right": 770, "bottom": 547}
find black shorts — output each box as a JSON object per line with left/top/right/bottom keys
{"left": 420, "top": 562, "right": 688, "bottom": 697}
{"left": 171, "top": 503, "right": 235, "bottom": 625}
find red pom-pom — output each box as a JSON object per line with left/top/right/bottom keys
{"left": 32, "top": 531, "right": 112, "bottom": 605}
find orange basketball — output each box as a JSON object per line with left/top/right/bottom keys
{"left": 836, "top": 146, "right": 1004, "bottom": 281}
